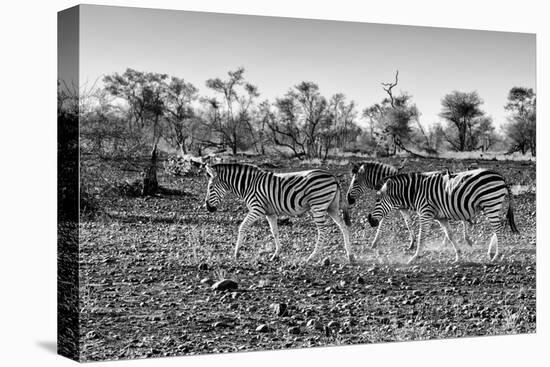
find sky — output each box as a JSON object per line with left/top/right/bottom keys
{"left": 78, "top": 4, "right": 536, "bottom": 129}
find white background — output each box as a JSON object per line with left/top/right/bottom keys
{"left": 0, "top": 0, "right": 546, "bottom": 366}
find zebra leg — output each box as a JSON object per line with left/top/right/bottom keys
{"left": 371, "top": 217, "right": 385, "bottom": 248}
{"left": 408, "top": 212, "right": 432, "bottom": 264}
{"left": 400, "top": 210, "right": 416, "bottom": 250}
{"left": 463, "top": 221, "right": 473, "bottom": 247}
{"left": 266, "top": 214, "right": 282, "bottom": 261}
{"left": 234, "top": 211, "right": 262, "bottom": 260}
{"left": 485, "top": 209, "right": 503, "bottom": 261}
{"left": 327, "top": 208, "right": 354, "bottom": 263}
{"left": 307, "top": 212, "right": 329, "bottom": 263}
{"left": 437, "top": 219, "right": 461, "bottom": 262}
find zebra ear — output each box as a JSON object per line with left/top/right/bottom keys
{"left": 397, "top": 158, "right": 408, "bottom": 171}
{"left": 351, "top": 164, "right": 365, "bottom": 175}
{"left": 204, "top": 164, "right": 216, "bottom": 177}
{"left": 189, "top": 157, "right": 206, "bottom": 169}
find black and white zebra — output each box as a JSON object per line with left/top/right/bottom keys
{"left": 347, "top": 162, "right": 474, "bottom": 249}
{"left": 203, "top": 163, "right": 353, "bottom": 262}
{"left": 346, "top": 161, "right": 417, "bottom": 249}
{"left": 367, "top": 168, "right": 519, "bottom": 263}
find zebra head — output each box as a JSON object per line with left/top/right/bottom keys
{"left": 347, "top": 164, "right": 367, "bottom": 205}
{"left": 367, "top": 178, "right": 400, "bottom": 227}
{"left": 204, "top": 164, "right": 229, "bottom": 213}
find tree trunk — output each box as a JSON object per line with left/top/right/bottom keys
{"left": 142, "top": 144, "right": 159, "bottom": 196}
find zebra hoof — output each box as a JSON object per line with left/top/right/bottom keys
{"left": 407, "top": 255, "right": 418, "bottom": 264}
{"left": 347, "top": 254, "right": 355, "bottom": 264}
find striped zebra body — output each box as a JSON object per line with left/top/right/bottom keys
{"left": 204, "top": 163, "right": 353, "bottom": 262}
{"left": 346, "top": 161, "right": 417, "bottom": 249}
{"left": 368, "top": 169, "right": 518, "bottom": 263}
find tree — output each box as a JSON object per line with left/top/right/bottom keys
{"left": 503, "top": 87, "right": 536, "bottom": 156}
{"left": 268, "top": 94, "right": 308, "bottom": 158}
{"left": 103, "top": 68, "right": 169, "bottom": 195}
{"left": 439, "top": 91, "right": 485, "bottom": 151}
{"left": 268, "top": 81, "right": 353, "bottom": 159}
{"left": 163, "top": 77, "right": 199, "bottom": 155}
{"left": 327, "top": 93, "right": 360, "bottom": 152}
{"left": 362, "top": 71, "right": 424, "bottom": 156}
{"left": 204, "top": 67, "right": 260, "bottom": 155}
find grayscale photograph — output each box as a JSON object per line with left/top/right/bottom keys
{"left": 57, "top": 4, "right": 536, "bottom": 362}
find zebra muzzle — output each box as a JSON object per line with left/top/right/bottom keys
{"left": 347, "top": 194, "right": 356, "bottom": 205}
{"left": 367, "top": 213, "right": 379, "bottom": 227}
{"left": 206, "top": 202, "right": 217, "bottom": 212}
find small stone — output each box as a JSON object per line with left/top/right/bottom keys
{"left": 211, "top": 279, "right": 238, "bottom": 292}
{"left": 306, "top": 319, "right": 324, "bottom": 331}
{"left": 197, "top": 263, "right": 208, "bottom": 271}
{"left": 322, "top": 257, "right": 331, "bottom": 266}
{"left": 270, "top": 302, "right": 289, "bottom": 317}
{"left": 356, "top": 276, "right": 365, "bottom": 284}
{"left": 213, "top": 321, "right": 229, "bottom": 328}
{"left": 288, "top": 326, "right": 301, "bottom": 335}
{"left": 327, "top": 320, "right": 340, "bottom": 329}
{"left": 256, "top": 324, "right": 271, "bottom": 333}
{"left": 200, "top": 277, "right": 214, "bottom": 286}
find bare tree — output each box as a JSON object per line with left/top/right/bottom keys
{"left": 163, "top": 77, "right": 199, "bottom": 155}
{"left": 503, "top": 87, "right": 536, "bottom": 156}
{"left": 103, "top": 68, "right": 169, "bottom": 195}
{"left": 204, "top": 68, "right": 260, "bottom": 155}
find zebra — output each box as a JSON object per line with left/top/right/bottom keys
{"left": 203, "top": 162, "right": 353, "bottom": 263}
{"left": 346, "top": 161, "right": 417, "bottom": 249}
{"left": 347, "top": 162, "right": 475, "bottom": 249}
{"left": 367, "top": 168, "right": 519, "bottom": 263}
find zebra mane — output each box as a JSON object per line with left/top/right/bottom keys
{"left": 381, "top": 169, "right": 450, "bottom": 183}
{"left": 351, "top": 161, "right": 396, "bottom": 174}
{"left": 211, "top": 162, "right": 264, "bottom": 173}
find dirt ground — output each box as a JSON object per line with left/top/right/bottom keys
{"left": 78, "top": 157, "right": 536, "bottom": 361}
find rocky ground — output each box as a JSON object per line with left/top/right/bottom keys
{"left": 78, "top": 156, "right": 536, "bottom": 361}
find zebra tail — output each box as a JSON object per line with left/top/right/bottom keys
{"left": 337, "top": 181, "right": 351, "bottom": 227}
{"left": 507, "top": 187, "right": 519, "bottom": 234}
{"left": 343, "top": 204, "right": 351, "bottom": 227}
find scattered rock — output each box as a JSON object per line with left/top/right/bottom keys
{"left": 200, "top": 277, "right": 214, "bottom": 286}
{"left": 306, "top": 319, "right": 324, "bottom": 331}
{"left": 322, "top": 257, "right": 331, "bottom": 267}
{"left": 327, "top": 320, "right": 340, "bottom": 329}
{"left": 211, "top": 279, "right": 238, "bottom": 292}
{"left": 270, "top": 302, "right": 289, "bottom": 317}
{"left": 288, "top": 326, "right": 301, "bottom": 335}
{"left": 356, "top": 276, "right": 365, "bottom": 284}
{"left": 212, "top": 321, "right": 229, "bottom": 328}
{"left": 197, "top": 263, "right": 208, "bottom": 271}
{"left": 255, "top": 324, "right": 271, "bottom": 333}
